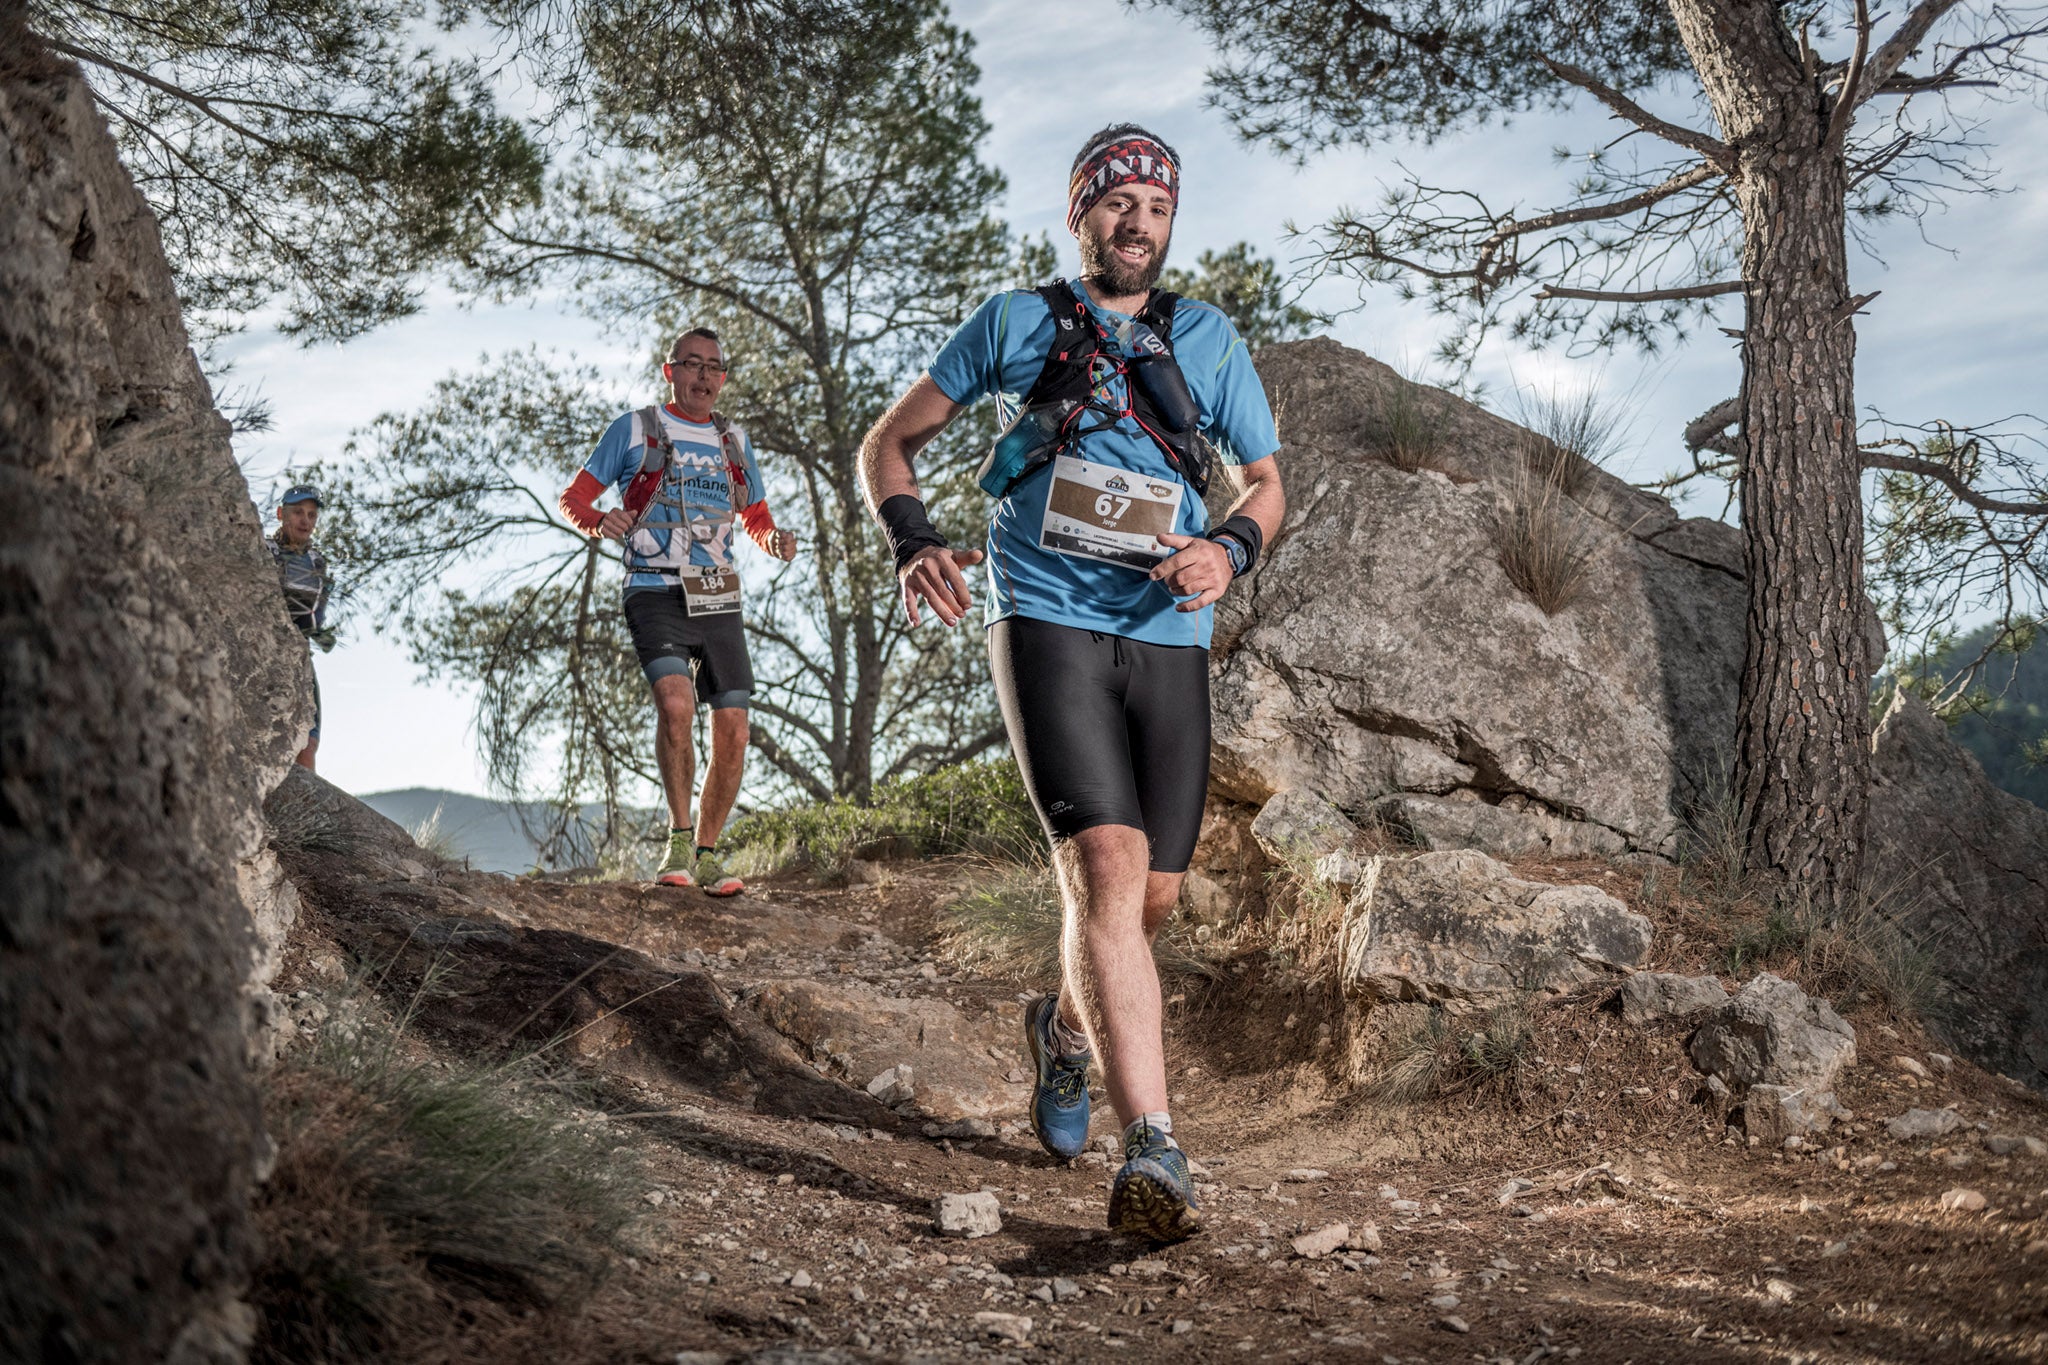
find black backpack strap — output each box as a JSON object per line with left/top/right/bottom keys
{"left": 1021, "top": 280, "right": 1100, "bottom": 409}
{"left": 1135, "top": 289, "right": 1181, "bottom": 343}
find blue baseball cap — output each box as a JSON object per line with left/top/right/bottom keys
{"left": 281, "top": 484, "right": 323, "bottom": 507}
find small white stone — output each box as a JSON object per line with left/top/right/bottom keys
{"left": 934, "top": 1191, "right": 1002, "bottom": 1238}
{"left": 974, "top": 1311, "right": 1032, "bottom": 1343}
{"left": 1291, "top": 1223, "right": 1350, "bottom": 1259}
{"left": 1939, "top": 1187, "right": 1987, "bottom": 1212}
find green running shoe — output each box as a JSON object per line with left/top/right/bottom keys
{"left": 1108, "top": 1121, "right": 1202, "bottom": 1244}
{"left": 695, "top": 849, "right": 744, "bottom": 898}
{"left": 653, "top": 832, "right": 696, "bottom": 887}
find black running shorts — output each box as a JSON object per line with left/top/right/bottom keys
{"left": 988, "top": 615, "right": 1211, "bottom": 874}
{"left": 622, "top": 587, "right": 754, "bottom": 708}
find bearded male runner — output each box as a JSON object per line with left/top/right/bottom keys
{"left": 560, "top": 328, "right": 798, "bottom": 894}
{"left": 859, "top": 125, "right": 1283, "bottom": 1241}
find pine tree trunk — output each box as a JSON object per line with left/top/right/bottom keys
{"left": 1671, "top": 0, "right": 1873, "bottom": 913}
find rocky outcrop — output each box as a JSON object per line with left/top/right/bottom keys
{"left": 1338, "top": 851, "right": 1653, "bottom": 1006}
{"left": 1, "top": 27, "right": 304, "bottom": 1364}
{"left": 1690, "top": 973, "right": 1858, "bottom": 1094}
{"left": 1213, "top": 340, "right": 1754, "bottom": 857}
{"left": 1868, "top": 691, "right": 2048, "bottom": 1091}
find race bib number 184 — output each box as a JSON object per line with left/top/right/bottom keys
{"left": 1039, "top": 455, "right": 1181, "bottom": 570}
{"left": 681, "top": 565, "right": 743, "bottom": 616}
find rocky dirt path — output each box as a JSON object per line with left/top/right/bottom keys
{"left": 276, "top": 849, "right": 2048, "bottom": 1363}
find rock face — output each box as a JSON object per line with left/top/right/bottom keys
{"left": 752, "top": 980, "right": 1025, "bottom": 1121}
{"left": 1690, "top": 974, "right": 1857, "bottom": 1094}
{"left": 1213, "top": 339, "right": 1753, "bottom": 856}
{"left": 1, "top": 28, "right": 305, "bottom": 1365}
{"left": 1338, "top": 851, "right": 1653, "bottom": 1006}
{"left": 1868, "top": 691, "right": 2048, "bottom": 1091}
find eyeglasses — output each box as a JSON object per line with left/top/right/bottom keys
{"left": 669, "top": 357, "right": 727, "bottom": 375}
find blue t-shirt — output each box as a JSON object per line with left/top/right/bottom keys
{"left": 582, "top": 406, "right": 767, "bottom": 592}
{"left": 929, "top": 282, "right": 1278, "bottom": 648}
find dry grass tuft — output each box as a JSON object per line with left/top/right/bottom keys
{"left": 1366, "top": 376, "right": 1458, "bottom": 476}
{"left": 1494, "top": 458, "right": 1606, "bottom": 615}
{"left": 936, "top": 851, "right": 1216, "bottom": 988}
{"left": 251, "top": 990, "right": 642, "bottom": 1364}
{"left": 1364, "top": 996, "right": 1537, "bottom": 1104}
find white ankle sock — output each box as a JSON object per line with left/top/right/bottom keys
{"left": 1125, "top": 1112, "right": 1177, "bottom": 1148}
{"left": 1050, "top": 1006, "right": 1092, "bottom": 1060}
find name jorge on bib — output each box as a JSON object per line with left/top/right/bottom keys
{"left": 1039, "top": 455, "right": 1181, "bottom": 570}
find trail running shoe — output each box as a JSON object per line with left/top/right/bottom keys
{"left": 654, "top": 832, "right": 696, "bottom": 887}
{"left": 1024, "top": 993, "right": 1091, "bottom": 1159}
{"left": 695, "top": 850, "right": 744, "bottom": 897}
{"left": 1109, "top": 1121, "right": 1202, "bottom": 1243}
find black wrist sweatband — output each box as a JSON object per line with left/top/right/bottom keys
{"left": 878, "top": 493, "right": 949, "bottom": 572}
{"left": 1207, "top": 514, "right": 1264, "bottom": 577}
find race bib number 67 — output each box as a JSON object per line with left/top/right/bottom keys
{"left": 1039, "top": 455, "right": 1181, "bottom": 570}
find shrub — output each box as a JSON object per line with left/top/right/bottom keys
{"left": 723, "top": 758, "right": 1040, "bottom": 876}
{"left": 251, "top": 996, "right": 641, "bottom": 1363}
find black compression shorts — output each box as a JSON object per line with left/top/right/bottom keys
{"left": 988, "top": 615, "right": 1211, "bottom": 874}
{"left": 622, "top": 587, "right": 753, "bottom": 708}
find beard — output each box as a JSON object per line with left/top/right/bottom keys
{"left": 1077, "top": 218, "right": 1170, "bottom": 297}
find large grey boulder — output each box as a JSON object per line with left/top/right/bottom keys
{"left": 1868, "top": 691, "right": 2048, "bottom": 1091}
{"left": 1212, "top": 340, "right": 1753, "bottom": 857}
{"left": 1338, "top": 850, "right": 1653, "bottom": 1006}
{"left": 1, "top": 28, "right": 303, "bottom": 1364}
{"left": 1690, "top": 973, "right": 1857, "bottom": 1095}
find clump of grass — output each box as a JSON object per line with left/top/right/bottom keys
{"left": 251, "top": 993, "right": 642, "bottom": 1364}
{"left": 1512, "top": 383, "right": 1631, "bottom": 498}
{"left": 723, "top": 758, "right": 1040, "bottom": 877}
{"left": 406, "top": 803, "right": 464, "bottom": 864}
{"left": 1366, "top": 375, "right": 1457, "bottom": 476}
{"left": 936, "top": 850, "right": 1216, "bottom": 988}
{"left": 1724, "top": 877, "right": 1945, "bottom": 1020}
{"left": 1494, "top": 458, "right": 1606, "bottom": 615}
{"left": 1365, "top": 996, "right": 1536, "bottom": 1103}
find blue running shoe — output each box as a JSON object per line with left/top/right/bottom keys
{"left": 1023, "top": 993, "right": 1091, "bottom": 1159}
{"left": 1109, "top": 1121, "right": 1202, "bottom": 1243}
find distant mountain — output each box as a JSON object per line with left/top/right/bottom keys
{"left": 357, "top": 788, "right": 643, "bottom": 873}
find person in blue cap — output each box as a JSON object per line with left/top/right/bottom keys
{"left": 270, "top": 484, "right": 336, "bottom": 771}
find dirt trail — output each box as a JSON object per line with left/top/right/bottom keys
{"left": 275, "top": 848, "right": 2048, "bottom": 1363}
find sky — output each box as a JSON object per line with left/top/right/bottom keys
{"left": 218, "top": 0, "right": 2048, "bottom": 802}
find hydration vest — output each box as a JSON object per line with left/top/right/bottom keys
{"left": 976, "top": 279, "right": 1210, "bottom": 499}
{"left": 626, "top": 405, "right": 749, "bottom": 575}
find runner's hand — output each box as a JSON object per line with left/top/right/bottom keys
{"left": 1151, "top": 532, "right": 1233, "bottom": 612}
{"left": 900, "top": 545, "right": 985, "bottom": 628}
{"left": 597, "top": 508, "right": 637, "bottom": 540}
{"left": 774, "top": 529, "right": 799, "bottom": 561}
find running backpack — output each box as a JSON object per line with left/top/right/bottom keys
{"left": 623, "top": 406, "right": 748, "bottom": 527}
{"left": 975, "top": 279, "right": 1210, "bottom": 499}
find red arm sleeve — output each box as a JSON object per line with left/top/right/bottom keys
{"left": 738, "top": 499, "right": 779, "bottom": 555}
{"left": 560, "top": 470, "right": 606, "bottom": 536}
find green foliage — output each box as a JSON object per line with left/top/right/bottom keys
{"left": 253, "top": 998, "right": 640, "bottom": 1362}
{"left": 325, "top": 0, "right": 1011, "bottom": 818}
{"left": 29, "top": 0, "right": 544, "bottom": 344}
{"left": 1884, "top": 623, "right": 2048, "bottom": 810}
{"left": 1157, "top": 242, "right": 1326, "bottom": 350}
{"left": 723, "top": 758, "right": 1040, "bottom": 875}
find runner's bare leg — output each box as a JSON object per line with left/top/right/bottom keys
{"left": 652, "top": 674, "right": 697, "bottom": 832}
{"left": 1053, "top": 824, "right": 1183, "bottom": 1125}
{"left": 697, "top": 706, "right": 750, "bottom": 849}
